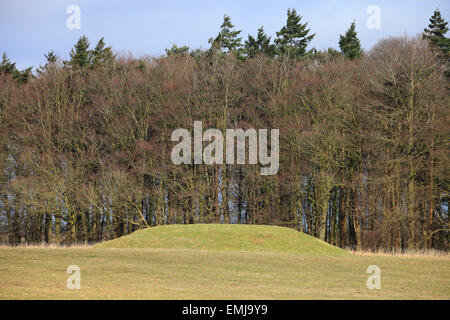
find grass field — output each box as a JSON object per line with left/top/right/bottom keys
{"left": 0, "top": 224, "right": 449, "bottom": 299}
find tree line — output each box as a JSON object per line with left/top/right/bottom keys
{"left": 0, "top": 9, "right": 448, "bottom": 250}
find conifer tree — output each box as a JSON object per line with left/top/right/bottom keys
{"left": 90, "top": 37, "right": 114, "bottom": 67}
{"left": 338, "top": 21, "right": 363, "bottom": 60}
{"left": 13, "top": 67, "right": 32, "bottom": 84}
{"left": 245, "top": 26, "right": 276, "bottom": 58}
{"left": 37, "top": 51, "right": 58, "bottom": 75}
{"left": 0, "top": 53, "right": 17, "bottom": 75}
{"left": 0, "top": 53, "right": 32, "bottom": 84}
{"left": 305, "top": 47, "right": 341, "bottom": 63}
{"left": 274, "top": 9, "right": 315, "bottom": 59}
{"left": 423, "top": 9, "right": 450, "bottom": 59}
{"left": 45, "top": 50, "right": 57, "bottom": 65}
{"left": 209, "top": 15, "right": 242, "bottom": 53}
{"left": 70, "top": 35, "right": 91, "bottom": 68}
{"left": 165, "top": 44, "right": 190, "bottom": 56}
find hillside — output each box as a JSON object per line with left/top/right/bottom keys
{"left": 94, "top": 224, "right": 347, "bottom": 255}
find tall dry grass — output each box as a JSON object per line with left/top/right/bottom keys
{"left": 346, "top": 247, "right": 449, "bottom": 258}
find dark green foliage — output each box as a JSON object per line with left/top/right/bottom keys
{"left": 423, "top": 9, "right": 450, "bottom": 59}
{"left": 90, "top": 37, "right": 114, "bottom": 67}
{"left": 165, "top": 44, "right": 190, "bottom": 56}
{"left": 45, "top": 50, "right": 57, "bottom": 65}
{"left": 37, "top": 50, "right": 58, "bottom": 74}
{"left": 70, "top": 35, "right": 91, "bottom": 68}
{"left": 69, "top": 35, "right": 114, "bottom": 69}
{"left": 0, "top": 53, "right": 32, "bottom": 84}
{"left": 0, "top": 53, "right": 17, "bottom": 75}
{"left": 0, "top": 53, "right": 16, "bottom": 74}
{"left": 274, "top": 8, "right": 315, "bottom": 59}
{"left": 245, "top": 26, "right": 276, "bottom": 58}
{"left": 209, "top": 15, "right": 242, "bottom": 53}
{"left": 339, "top": 22, "right": 362, "bottom": 60}
{"left": 305, "top": 47, "right": 341, "bottom": 63}
{"left": 13, "top": 67, "right": 32, "bottom": 84}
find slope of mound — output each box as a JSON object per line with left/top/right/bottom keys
{"left": 95, "top": 224, "right": 347, "bottom": 255}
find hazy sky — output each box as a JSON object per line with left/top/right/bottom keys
{"left": 1, "top": 0, "right": 449, "bottom": 70}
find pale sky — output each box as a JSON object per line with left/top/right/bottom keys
{"left": 1, "top": 0, "right": 449, "bottom": 70}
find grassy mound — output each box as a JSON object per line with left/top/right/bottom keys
{"left": 95, "top": 224, "right": 347, "bottom": 255}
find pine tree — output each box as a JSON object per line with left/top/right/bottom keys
{"left": 209, "top": 15, "right": 242, "bottom": 53}
{"left": 165, "top": 44, "right": 190, "bottom": 56}
{"left": 245, "top": 26, "right": 276, "bottom": 58}
{"left": 70, "top": 35, "right": 91, "bottom": 68}
{"left": 0, "top": 53, "right": 17, "bottom": 75}
{"left": 37, "top": 51, "right": 58, "bottom": 75}
{"left": 274, "top": 9, "right": 315, "bottom": 59}
{"left": 423, "top": 9, "right": 450, "bottom": 59}
{"left": 305, "top": 47, "right": 341, "bottom": 63}
{"left": 338, "top": 21, "right": 363, "bottom": 60}
{"left": 90, "top": 37, "right": 114, "bottom": 67}
{"left": 0, "top": 53, "right": 32, "bottom": 84}
{"left": 45, "top": 50, "right": 57, "bottom": 65}
{"left": 13, "top": 67, "right": 32, "bottom": 84}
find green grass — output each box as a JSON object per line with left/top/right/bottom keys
{"left": 0, "top": 224, "right": 449, "bottom": 299}
{"left": 94, "top": 224, "right": 347, "bottom": 255}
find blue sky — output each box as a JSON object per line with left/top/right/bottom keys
{"left": 1, "top": 0, "right": 449, "bottom": 70}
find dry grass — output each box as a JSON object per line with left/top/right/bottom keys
{"left": 0, "top": 244, "right": 93, "bottom": 249}
{"left": 347, "top": 248, "right": 449, "bottom": 258}
{"left": 0, "top": 247, "right": 449, "bottom": 300}
{"left": 0, "top": 226, "right": 448, "bottom": 299}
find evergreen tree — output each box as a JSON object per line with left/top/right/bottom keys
{"left": 165, "top": 44, "right": 190, "bottom": 56}
{"left": 45, "top": 50, "right": 57, "bottom": 65}
{"left": 0, "top": 53, "right": 32, "bottom": 84}
{"left": 305, "top": 47, "right": 341, "bottom": 63}
{"left": 274, "top": 9, "right": 315, "bottom": 59}
{"left": 245, "top": 26, "right": 276, "bottom": 58}
{"left": 70, "top": 35, "right": 91, "bottom": 68}
{"left": 423, "top": 9, "right": 450, "bottom": 59}
{"left": 0, "top": 53, "right": 17, "bottom": 75}
{"left": 209, "top": 15, "right": 242, "bottom": 53}
{"left": 37, "top": 51, "right": 58, "bottom": 75}
{"left": 13, "top": 67, "right": 32, "bottom": 84}
{"left": 338, "top": 21, "right": 363, "bottom": 60}
{"left": 90, "top": 37, "right": 114, "bottom": 67}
